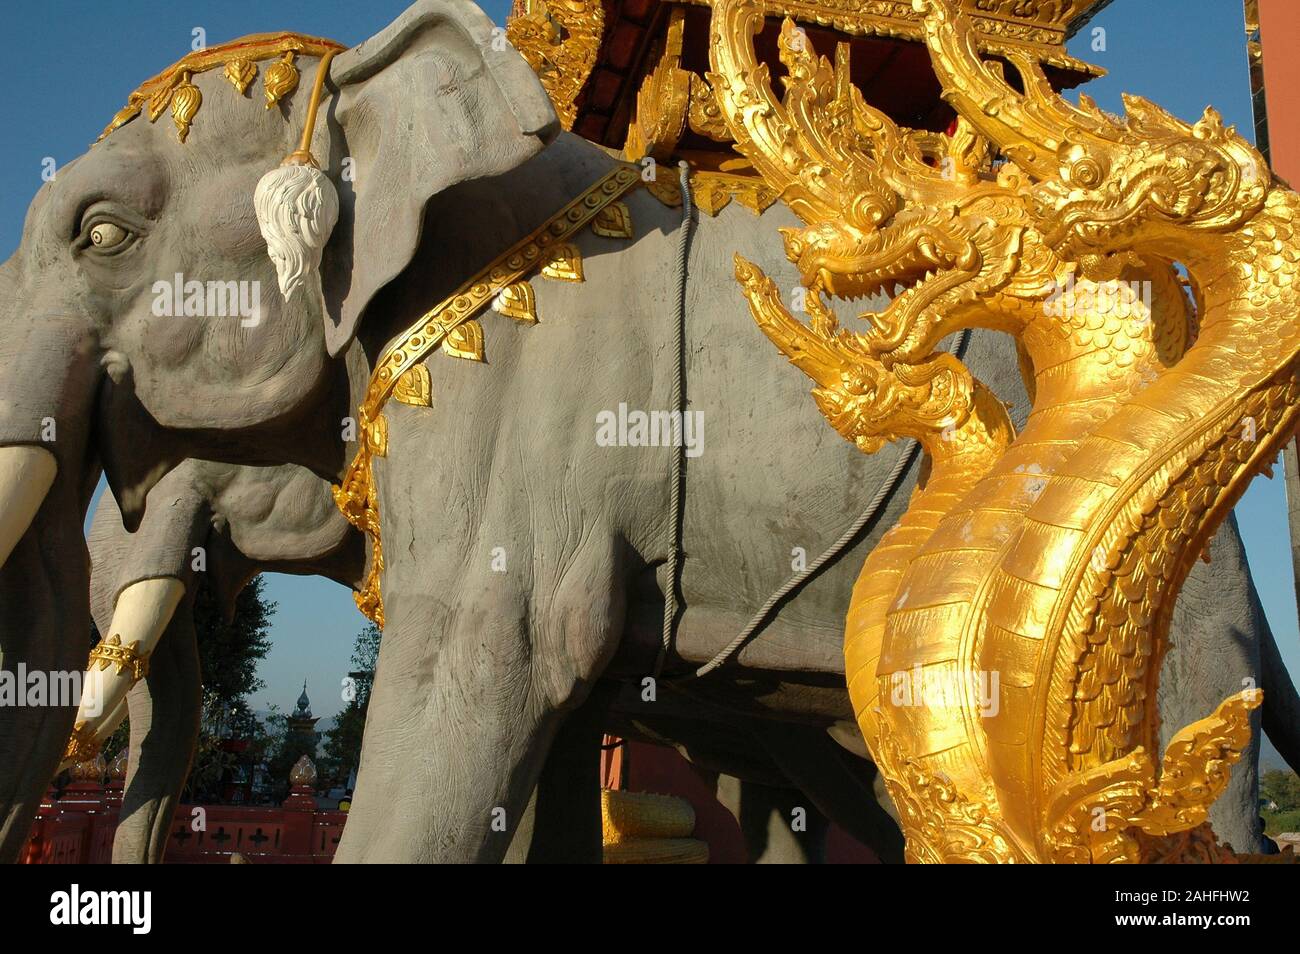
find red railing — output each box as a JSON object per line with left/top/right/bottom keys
{"left": 26, "top": 742, "right": 879, "bottom": 863}
{"left": 23, "top": 775, "right": 347, "bottom": 865}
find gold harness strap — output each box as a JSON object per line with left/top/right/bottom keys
{"left": 334, "top": 164, "right": 643, "bottom": 625}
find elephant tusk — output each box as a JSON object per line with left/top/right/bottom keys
{"left": 60, "top": 577, "right": 185, "bottom": 770}
{"left": 0, "top": 446, "right": 56, "bottom": 569}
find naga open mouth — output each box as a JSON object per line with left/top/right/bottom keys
{"left": 782, "top": 208, "right": 1010, "bottom": 363}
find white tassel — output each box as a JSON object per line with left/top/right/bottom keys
{"left": 253, "top": 161, "right": 339, "bottom": 305}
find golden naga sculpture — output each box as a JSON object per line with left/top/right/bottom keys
{"left": 708, "top": 0, "right": 1298, "bottom": 861}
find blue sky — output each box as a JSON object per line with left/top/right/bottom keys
{"left": 1, "top": 0, "right": 1295, "bottom": 734}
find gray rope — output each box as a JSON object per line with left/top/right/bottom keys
{"left": 677, "top": 327, "right": 973, "bottom": 681}
{"left": 654, "top": 161, "right": 695, "bottom": 677}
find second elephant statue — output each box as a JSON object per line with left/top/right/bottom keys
{"left": 72, "top": 460, "right": 363, "bottom": 863}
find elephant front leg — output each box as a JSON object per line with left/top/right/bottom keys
{"left": 525, "top": 687, "right": 613, "bottom": 863}
{"left": 335, "top": 588, "right": 607, "bottom": 863}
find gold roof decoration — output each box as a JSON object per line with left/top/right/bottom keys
{"left": 679, "top": 0, "right": 1109, "bottom": 75}
{"left": 506, "top": 0, "right": 605, "bottom": 130}
{"left": 96, "top": 33, "right": 346, "bottom": 145}
{"left": 505, "top": 0, "right": 1108, "bottom": 148}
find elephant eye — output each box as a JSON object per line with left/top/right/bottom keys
{"left": 89, "top": 221, "right": 129, "bottom": 249}
{"left": 74, "top": 206, "right": 143, "bottom": 257}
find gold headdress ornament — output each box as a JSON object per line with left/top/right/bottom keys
{"left": 95, "top": 33, "right": 344, "bottom": 298}
{"left": 96, "top": 33, "right": 345, "bottom": 145}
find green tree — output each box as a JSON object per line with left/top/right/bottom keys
{"left": 320, "top": 623, "right": 381, "bottom": 789}
{"left": 195, "top": 575, "right": 275, "bottom": 709}
{"left": 1260, "top": 768, "right": 1300, "bottom": 812}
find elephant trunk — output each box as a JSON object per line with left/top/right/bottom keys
{"left": 0, "top": 475, "right": 92, "bottom": 862}
{"left": 0, "top": 277, "right": 100, "bottom": 568}
{"left": 0, "top": 263, "right": 103, "bottom": 860}
{"left": 0, "top": 448, "right": 56, "bottom": 569}
{"left": 0, "top": 311, "right": 95, "bottom": 570}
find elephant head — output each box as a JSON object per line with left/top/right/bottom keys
{"left": 0, "top": 0, "right": 558, "bottom": 859}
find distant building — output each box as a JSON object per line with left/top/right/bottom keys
{"left": 287, "top": 680, "right": 321, "bottom": 755}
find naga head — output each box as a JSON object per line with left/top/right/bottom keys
{"left": 733, "top": 256, "right": 974, "bottom": 453}
{"left": 915, "top": 0, "right": 1270, "bottom": 264}
{"left": 708, "top": 0, "right": 1053, "bottom": 363}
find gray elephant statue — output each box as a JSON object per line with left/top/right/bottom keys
{"left": 73, "top": 459, "right": 362, "bottom": 863}
{"left": 70, "top": 459, "right": 905, "bottom": 864}
{"left": 0, "top": 0, "right": 1296, "bottom": 862}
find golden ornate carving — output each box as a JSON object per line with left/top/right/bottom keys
{"left": 503, "top": 0, "right": 1105, "bottom": 160}
{"left": 492, "top": 282, "right": 539, "bottom": 323}
{"left": 709, "top": 0, "right": 1299, "bottom": 862}
{"left": 335, "top": 166, "right": 641, "bottom": 624}
{"left": 96, "top": 34, "right": 344, "bottom": 144}
{"left": 687, "top": 73, "right": 731, "bottom": 142}
{"left": 642, "top": 168, "right": 770, "bottom": 216}
{"left": 683, "top": 0, "right": 1105, "bottom": 75}
{"left": 692, "top": 171, "right": 779, "bottom": 216}
{"left": 506, "top": 0, "right": 603, "bottom": 130}
{"left": 263, "top": 51, "right": 300, "bottom": 108}
{"left": 540, "top": 242, "right": 584, "bottom": 282}
{"left": 88, "top": 633, "right": 150, "bottom": 682}
{"left": 224, "top": 57, "right": 258, "bottom": 95}
{"left": 171, "top": 72, "right": 201, "bottom": 143}
{"left": 910, "top": 0, "right": 1293, "bottom": 862}
{"left": 591, "top": 201, "right": 634, "bottom": 239}
{"left": 625, "top": 7, "right": 694, "bottom": 162}
{"left": 60, "top": 637, "right": 151, "bottom": 768}
{"left": 442, "top": 320, "right": 486, "bottom": 362}
{"left": 645, "top": 173, "right": 683, "bottom": 208}
{"left": 392, "top": 365, "right": 432, "bottom": 408}
{"left": 63, "top": 721, "right": 101, "bottom": 766}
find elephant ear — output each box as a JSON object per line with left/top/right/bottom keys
{"left": 323, "top": 0, "right": 559, "bottom": 355}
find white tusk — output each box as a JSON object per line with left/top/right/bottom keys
{"left": 0, "top": 446, "right": 56, "bottom": 568}
{"left": 60, "top": 577, "right": 186, "bottom": 771}
{"left": 110, "top": 577, "right": 186, "bottom": 643}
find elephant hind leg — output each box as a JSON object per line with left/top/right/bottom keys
{"left": 758, "top": 722, "right": 905, "bottom": 864}
{"left": 335, "top": 537, "right": 627, "bottom": 863}
{"left": 524, "top": 686, "right": 615, "bottom": 863}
